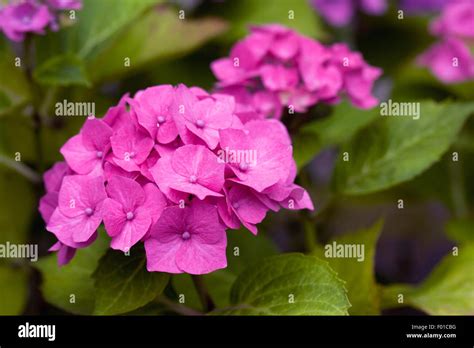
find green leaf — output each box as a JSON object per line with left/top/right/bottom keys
{"left": 0, "top": 265, "right": 29, "bottom": 315}
{"left": 0, "top": 115, "right": 36, "bottom": 163}
{"left": 446, "top": 218, "right": 474, "bottom": 244}
{"left": 122, "top": 302, "right": 168, "bottom": 316}
{"left": 87, "top": 8, "right": 227, "bottom": 83}
{"left": 0, "top": 168, "right": 35, "bottom": 245}
{"left": 74, "top": 0, "right": 163, "bottom": 58}
{"left": 214, "top": 254, "right": 350, "bottom": 315}
{"left": 32, "top": 0, "right": 163, "bottom": 67}
{"left": 33, "top": 54, "right": 91, "bottom": 87}
{"left": 0, "top": 153, "right": 35, "bottom": 316}
{"left": 35, "top": 230, "right": 109, "bottom": 315}
{"left": 293, "top": 101, "right": 380, "bottom": 169}
{"left": 93, "top": 245, "right": 169, "bottom": 315}
{"left": 172, "top": 229, "right": 277, "bottom": 311}
{"left": 313, "top": 221, "right": 383, "bottom": 315}
{"left": 40, "top": 114, "right": 87, "bottom": 163}
{"left": 0, "top": 38, "right": 30, "bottom": 117}
{"left": 216, "top": 0, "right": 324, "bottom": 42}
{"left": 334, "top": 101, "right": 474, "bottom": 195}
{"left": 392, "top": 64, "right": 474, "bottom": 102}
{"left": 382, "top": 244, "right": 474, "bottom": 315}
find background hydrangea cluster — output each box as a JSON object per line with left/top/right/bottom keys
{"left": 310, "top": 0, "right": 388, "bottom": 27}
{"left": 39, "top": 83, "right": 314, "bottom": 274}
{"left": 211, "top": 24, "right": 382, "bottom": 119}
{"left": 417, "top": 1, "right": 474, "bottom": 83}
{"left": 0, "top": 0, "right": 81, "bottom": 42}
{"left": 311, "top": 0, "right": 453, "bottom": 26}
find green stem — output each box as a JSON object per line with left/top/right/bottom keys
{"left": 380, "top": 284, "right": 413, "bottom": 310}
{"left": 40, "top": 86, "right": 59, "bottom": 123}
{"left": 449, "top": 158, "right": 468, "bottom": 218}
{"left": 191, "top": 275, "right": 215, "bottom": 312}
{"left": 298, "top": 167, "right": 318, "bottom": 252}
{"left": 304, "top": 218, "right": 316, "bottom": 252}
{"left": 155, "top": 296, "right": 203, "bottom": 316}
{"left": 0, "top": 154, "right": 41, "bottom": 183}
{"left": 23, "top": 35, "right": 44, "bottom": 174}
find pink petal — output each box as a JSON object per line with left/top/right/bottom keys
{"left": 110, "top": 214, "right": 151, "bottom": 252}
{"left": 43, "top": 161, "right": 69, "bottom": 193}
{"left": 171, "top": 145, "right": 225, "bottom": 193}
{"left": 184, "top": 98, "right": 234, "bottom": 149}
{"left": 106, "top": 176, "right": 145, "bottom": 212}
{"left": 176, "top": 236, "right": 227, "bottom": 275}
{"left": 47, "top": 207, "right": 101, "bottom": 246}
{"left": 150, "top": 206, "right": 187, "bottom": 238}
{"left": 282, "top": 187, "right": 314, "bottom": 210}
{"left": 48, "top": 241, "right": 77, "bottom": 266}
{"left": 216, "top": 197, "right": 241, "bottom": 229}
{"left": 298, "top": 36, "right": 331, "bottom": 90}
{"left": 270, "top": 31, "right": 299, "bottom": 60}
{"left": 260, "top": 64, "right": 299, "bottom": 91}
{"left": 149, "top": 157, "right": 190, "bottom": 202}
{"left": 110, "top": 125, "right": 154, "bottom": 171}
{"left": 60, "top": 135, "right": 101, "bottom": 175}
{"left": 102, "top": 198, "right": 127, "bottom": 237}
{"left": 81, "top": 118, "right": 113, "bottom": 151}
{"left": 131, "top": 85, "right": 177, "bottom": 143}
{"left": 39, "top": 191, "right": 58, "bottom": 223}
{"left": 211, "top": 58, "right": 246, "bottom": 85}
{"left": 230, "top": 30, "right": 272, "bottom": 69}
{"left": 103, "top": 161, "right": 140, "bottom": 181}
{"left": 142, "top": 183, "right": 167, "bottom": 225}
{"left": 221, "top": 120, "right": 292, "bottom": 192}
{"left": 228, "top": 185, "right": 267, "bottom": 232}
{"left": 145, "top": 238, "right": 181, "bottom": 273}
{"left": 185, "top": 200, "right": 226, "bottom": 244}
{"left": 57, "top": 175, "right": 107, "bottom": 218}
{"left": 103, "top": 93, "right": 131, "bottom": 129}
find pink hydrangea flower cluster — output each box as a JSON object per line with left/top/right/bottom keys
{"left": 211, "top": 24, "right": 382, "bottom": 120}
{"left": 39, "top": 84, "right": 314, "bottom": 274}
{"left": 418, "top": 0, "right": 474, "bottom": 83}
{"left": 311, "top": 0, "right": 387, "bottom": 27}
{"left": 0, "top": 0, "right": 82, "bottom": 42}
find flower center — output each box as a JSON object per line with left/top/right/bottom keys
{"left": 157, "top": 116, "right": 166, "bottom": 124}
{"left": 239, "top": 162, "right": 249, "bottom": 171}
{"left": 84, "top": 207, "right": 93, "bottom": 216}
{"left": 189, "top": 175, "right": 197, "bottom": 183}
{"left": 182, "top": 231, "right": 191, "bottom": 240}
{"left": 195, "top": 119, "right": 205, "bottom": 128}
{"left": 129, "top": 151, "right": 136, "bottom": 158}
{"left": 96, "top": 151, "right": 103, "bottom": 159}
{"left": 232, "top": 202, "right": 239, "bottom": 210}
{"left": 21, "top": 16, "right": 32, "bottom": 24}
{"left": 126, "top": 211, "right": 134, "bottom": 220}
